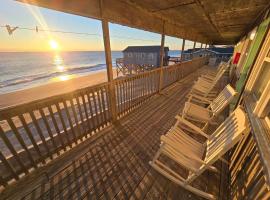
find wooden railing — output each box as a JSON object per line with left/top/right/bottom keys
{"left": 0, "top": 56, "right": 208, "bottom": 188}
{"left": 115, "top": 69, "right": 160, "bottom": 116}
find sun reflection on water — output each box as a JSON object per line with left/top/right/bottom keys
{"left": 53, "top": 54, "right": 65, "bottom": 72}
{"left": 59, "top": 75, "right": 70, "bottom": 81}
{"left": 52, "top": 74, "right": 75, "bottom": 82}
{"left": 51, "top": 54, "right": 76, "bottom": 82}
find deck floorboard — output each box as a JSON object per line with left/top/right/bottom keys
{"left": 2, "top": 65, "right": 228, "bottom": 200}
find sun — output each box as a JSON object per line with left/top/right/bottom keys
{"left": 49, "top": 39, "right": 59, "bottom": 50}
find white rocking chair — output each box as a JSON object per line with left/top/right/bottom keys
{"left": 150, "top": 107, "right": 249, "bottom": 199}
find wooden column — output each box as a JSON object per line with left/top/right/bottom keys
{"left": 180, "top": 39, "right": 185, "bottom": 61}
{"left": 205, "top": 43, "right": 207, "bottom": 49}
{"left": 159, "top": 34, "right": 165, "bottom": 67}
{"left": 200, "top": 43, "right": 203, "bottom": 48}
{"left": 159, "top": 33, "right": 165, "bottom": 92}
{"left": 193, "top": 41, "right": 196, "bottom": 49}
{"left": 191, "top": 41, "right": 196, "bottom": 59}
{"left": 102, "top": 20, "right": 117, "bottom": 121}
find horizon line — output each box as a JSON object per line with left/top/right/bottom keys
{"left": 0, "top": 49, "right": 181, "bottom": 53}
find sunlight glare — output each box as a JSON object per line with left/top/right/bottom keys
{"left": 49, "top": 40, "right": 59, "bottom": 50}
{"left": 59, "top": 75, "right": 69, "bottom": 81}
{"left": 57, "top": 65, "right": 65, "bottom": 71}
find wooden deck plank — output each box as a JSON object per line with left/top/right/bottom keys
{"left": 1, "top": 65, "right": 229, "bottom": 200}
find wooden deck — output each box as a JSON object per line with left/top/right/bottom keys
{"left": 1, "top": 66, "right": 229, "bottom": 200}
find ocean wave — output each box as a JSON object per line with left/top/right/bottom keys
{"left": 0, "top": 63, "right": 107, "bottom": 88}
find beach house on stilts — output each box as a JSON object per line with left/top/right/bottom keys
{"left": 116, "top": 46, "right": 170, "bottom": 77}
{"left": 0, "top": 0, "right": 270, "bottom": 199}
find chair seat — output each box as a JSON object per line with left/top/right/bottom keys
{"left": 160, "top": 128, "right": 205, "bottom": 171}
{"left": 183, "top": 102, "right": 211, "bottom": 122}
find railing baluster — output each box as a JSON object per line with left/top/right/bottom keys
{"left": 86, "top": 93, "right": 96, "bottom": 133}
{"left": 128, "top": 78, "right": 131, "bottom": 112}
{"left": 124, "top": 79, "right": 128, "bottom": 113}
{"left": 29, "top": 110, "right": 52, "bottom": 159}
{"left": 91, "top": 89, "right": 101, "bottom": 130}
{"left": 121, "top": 81, "right": 124, "bottom": 113}
{"left": 63, "top": 100, "right": 78, "bottom": 144}
{"left": 0, "top": 126, "right": 28, "bottom": 175}
{"left": 75, "top": 95, "right": 86, "bottom": 136}
{"left": 80, "top": 94, "right": 91, "bottom": 133}
{"left": 55, "top": 103, "right": 72, "bottom": 149}
{"left": 70, "top": 98, "right": 83, "bottom": 140}
{"left": 18, "top": 114, "right": 44, "bottom": 162}
{"left": 39, "top": 108, "right": 59, "bottom": 155}
{"left": 97, "top": 88, "right": 105, "bottom": 126}
{"left": 104, "top": 85, "right": 111, "bottom": 121}
{"left": 6, "top": 118, "right": 37, "bottom": 169}
{"left": 47, "top": 105, "right": 67, "bottom": 151}
{"left": 100, "top": 86, "right": 108, "bottom": 123}
{"left": 0, "top": 151, "right": 18, "bottom": 181}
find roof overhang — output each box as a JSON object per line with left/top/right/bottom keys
{"left": 17, "top": 0, "right": 270, "bottom": 44}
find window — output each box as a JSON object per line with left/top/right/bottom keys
{"left": 253, "top": 61, "right": 270, "bottom": 100}
{"left": 246, "top": 28, "right": 270, "bottom": 125}
{"left": 128, "top": 53, "right": 132, "bottom": 58}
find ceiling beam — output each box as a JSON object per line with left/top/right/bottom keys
{"left": 151, "top": 2, "right": 196, "bottom": 13}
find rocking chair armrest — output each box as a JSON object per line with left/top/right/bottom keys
{"left": 175, "top": 116, "right": 209, "bottom": 139}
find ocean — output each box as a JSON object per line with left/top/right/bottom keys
{"left": 0, "top": 50, "right": 180, "bottom": 94}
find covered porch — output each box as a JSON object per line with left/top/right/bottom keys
{"left": 1, "top": 65, "right": 229, "bottom": 200}
{"left": 0, "top": 0, "right": 270, "bottom": 199}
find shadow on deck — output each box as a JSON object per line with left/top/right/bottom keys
{"left": 2, "top": 66, "right": 229, "bottom": 200}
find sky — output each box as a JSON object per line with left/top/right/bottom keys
{"left": 0, "top": 0, "right": 200, "bottom": 52}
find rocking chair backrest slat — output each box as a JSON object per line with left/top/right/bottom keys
{"left": 192, "top": 66, "right": 228, "bottom": 96}
{"left": 161, "top": 137, "right": 202, "bottom": 172}
{"left": 191, "top": 62, "right": 229, "bottom": 92}
{"left": 205, "top": 107, "right": 248, "bottom": 165}
{"left": 210, "top": 84, "right": 237, "bottom": 116}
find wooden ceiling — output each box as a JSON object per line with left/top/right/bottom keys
{"left": 18, "top": 0, "right": 269, "bottom": 44}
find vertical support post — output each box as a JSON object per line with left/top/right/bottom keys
{"left": 158, "top": 33, "right": 165, "bottom": 93}
{"left": 193, "top": 41, "right": 196, "bottom": 49}
{"left": 191, "top": 41, "right": 196, "bottom": 59}
{"left": 180, "top": 39, "right": 185, "bottom": 61}
{"left": 159, "top": 34, "right": 165, "bottom": 67}
{"left": 102, "top": 19, "right": 117, "bottom": 121}
{"left": 204, "top": 43, "right": 208, "bottom": 57}
{"left": 200, "top": 43, "right": 203, "bottom": 48}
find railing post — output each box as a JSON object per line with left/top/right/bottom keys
{"left": 102, "top": 19, "right": 117, "bottom": 122}
{"left": 158, "top": 33, "right": 165, "bottom": 93}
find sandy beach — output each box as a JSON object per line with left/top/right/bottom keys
{"left": 0, "top": 69, "right": 117, "bottom": 109}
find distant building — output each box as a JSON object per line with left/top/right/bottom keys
{"left": 122, "top": 46, "right": 169, "bottom": 66}
{"left": 182, "top": 47, "right": 234, "bottom": 62}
